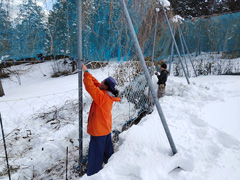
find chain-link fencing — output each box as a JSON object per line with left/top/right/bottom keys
{"left": 0, "top": 60, "right": 156, "bottom": 178}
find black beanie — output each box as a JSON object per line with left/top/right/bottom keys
{"left": 161, "top": 63, "right": 167, "bottom": 69}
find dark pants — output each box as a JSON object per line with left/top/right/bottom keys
{"left": 157, "top": 84, "right": 165, "bottom": 98}
{"left": 87, "top": 133, "right": 114, "bottom": 176}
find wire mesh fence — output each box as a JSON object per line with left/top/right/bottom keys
{"left": 0, "top": 60, "right": 155, "bottom": 178}
{"left": 1, "top": 0, "right": 240, "bottom": 178}
{"left": 171, "top": 52, "right": 240, "bottom": 77}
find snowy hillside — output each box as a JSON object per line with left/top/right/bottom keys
{"left": 0, "top": 60, "right": 240, "bottom": 180}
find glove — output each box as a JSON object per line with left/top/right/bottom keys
{"left": 155, "top": 71, "right": 160, "bottom": 76}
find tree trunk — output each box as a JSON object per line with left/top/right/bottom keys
{"left": 0, "top": 67, "right": 5, "bottom": 97}
{"left": 0, "top": 79, "right": 4, "bottom": 97}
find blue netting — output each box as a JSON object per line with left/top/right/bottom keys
{"left": 179, "top": 12, "right": 240, "bottom": 55}
{"left": 0, "top": 0, "right": 240, "bottom": 62}
{"left": 0, "top": 0, "right": 153, "bottom": 62}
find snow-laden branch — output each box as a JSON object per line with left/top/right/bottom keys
{"left": 172, "top": 15, "right": 185, "bottom": 23}
{"left": 158, "top": 0, "right": 170, "bottom": 7}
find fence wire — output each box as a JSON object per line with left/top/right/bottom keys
{"left": 1, "top": 0, "right": 240, "bottom": 179}
{"left": 0, "top": 60, "right": 155, "bottom": 179}
{"left": 171, "top": 52, "right": 240, "bottom": 77}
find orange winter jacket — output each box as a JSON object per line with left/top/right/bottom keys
{"left": 83, "top": 72, "right": 121, "bottom": 136}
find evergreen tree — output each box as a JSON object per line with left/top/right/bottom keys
{"left": 0, "top": 5, "right": 11, "bottom": 57}
{"left": 46, "top": 0, "right": 77, "bottom": 58}
{"left": 14, "top": 0, "right": 46, "bottom": 58}
{"left": 226, "top": 0, "right": 240, "bottom": 12}
{"left": 0, "top": 3, "right": 8, "bottom": 96}
{"left": 170, "top": 0, "right": 240, "bottom": 17}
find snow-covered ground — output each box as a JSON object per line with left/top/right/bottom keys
{"left": 0, "top": 60, "right": 240, "bottom": 180}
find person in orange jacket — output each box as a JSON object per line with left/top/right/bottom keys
{"left": 82, "top": 63, "right": 121, "bottom": 176}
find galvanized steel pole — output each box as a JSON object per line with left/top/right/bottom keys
{"left": 169, "top": 25, "right": 175, "bottom": 75}
{"left": 151, "top": 9, "right": 159, "bottom": 65}
{"left": 0, "top": 113, "right": 11, "bottom": 180}
{"left": 178, "top": 24, "right": 198, "bottom": 77}
{"left": 77, "top": 0, "right": 83, "bottom": 171}
{"left": 178, "top": 25, "right": 190, "bottom": 78}
{"left": 159, "top": 1, "right": 190, "bottom": 84}
{"left": 120, "top": 0, "right": 177, "bottom": 155}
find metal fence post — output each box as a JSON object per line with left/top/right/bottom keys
{"left": 151, "top": 8, "right": 159, "bottom": 66}
{"left": 159, "top": 1, "right": 190, "bottom": 84}
{"left": 77, "top": 0, "right": 83, "bottom": 171}
{"left": 178, "top": 25, "right": 190, "bottom": 78}
{"left": 119, "top": 0, "right": 177, "bottom": 155}
{"left": 169, "top": 25, "right": 175, "bottom": 75}
{"left": 178, "top": 24, "right": 198, "bottom": 77}
{"left": 0, "top": 113, "right": 11, "bottom": 180}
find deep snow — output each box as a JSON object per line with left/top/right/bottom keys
{"left": 0, "top": 60, "right": 240, "bottom": 180}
